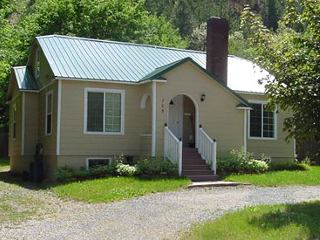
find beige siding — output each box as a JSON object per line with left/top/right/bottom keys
{"left": 24, "top": 93, "right": 39, "bottom": 155}
{"left": 28, "top": 44, "right": 55, "bottom": 88}
{"left": 58, "top": 80, "right": 152, "bottom": 168}
{"left": 156, "top": 61, "right": 244, "bottom": 156}
{"left": 239, "top": 93, "right": 295, "bottom": 161}
{"left": 9, "top": 83, "right": 23, "bottom": 173}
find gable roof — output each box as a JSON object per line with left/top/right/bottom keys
{"left": 13, "top": 66, "right": 39, "bottom": 90}
{"left": 36, "top": 35, "right": 269, "bottom": 93}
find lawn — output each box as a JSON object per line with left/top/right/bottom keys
{"left": 223, "top": 166, "right": 320, "bottom": 186}
{"left": 51, "top": 176, "right": 191, "bottom": 203}
{"left": 182, "top": 201, "right": 320, "bottom": 240}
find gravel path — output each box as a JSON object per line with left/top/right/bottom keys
{"left": 1, "top": 185, "right": 320, "bottom": 240}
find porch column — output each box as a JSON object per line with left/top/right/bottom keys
{"left": 151, "top": 81, "right": 157, "bottom": 156}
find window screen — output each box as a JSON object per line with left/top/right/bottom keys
{"left": 105, "top": 93, "right": 121, "bottom": 132}
{"left": 88, "top": 158, "right": 110, "bottom": 168}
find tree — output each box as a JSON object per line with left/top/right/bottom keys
{"left": 240, "top": 0, "right": 320, "bottom": 141}
{"left": 0, "top": 0, "right": 187, "bottom": 127}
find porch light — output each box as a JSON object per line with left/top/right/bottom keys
{"left": 201, "top": 94, "right": 206, "bottom": 102}
{"left": 170, "top": 100, "right": 174, "bottom": 105}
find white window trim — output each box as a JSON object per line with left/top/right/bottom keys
{"left": 85, "top": 157, "right": 112, "bottom": 170}
{"left": 84, "top": 88, "right": 125, "bottom": 135}
{"left": 248, "top": 100, "right": 277, "bottom": 140}
{"left": 45, "top": 90, "right": 53, "bottom": 136}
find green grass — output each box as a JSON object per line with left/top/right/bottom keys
{"left": 0, "top": 157, "right": 9, "bottom": 172}
{"left": 223, "top": 166, "right": 320, "bottom": 186}
{"left": 51, "top": 176, "right": 191, "bottom": 203}
{"left": 182, "top": 201, "right": 320, "bottom": 240}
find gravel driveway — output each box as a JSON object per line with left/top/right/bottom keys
{"left": 1, "top": 185, "right": 320, "bottom": 240}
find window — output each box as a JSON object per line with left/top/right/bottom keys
{"left": 85, "top": 88, "right": 125, "bottom": 134}
{"left": 86, "top": 158, "right": 111, "bottom": 170}
{"left": 45, "top": 91, "right": 53, "bottom": 135}
{"left": 249, "top": 102, "right": 276, "bottom": 139}
{"left": 12, "top": 105, "right": 17, "bottom": 139}
{"left": 35, "top": 49, "right": 40, "bottom": 80}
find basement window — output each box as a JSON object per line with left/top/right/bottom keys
{"left": 249, "top": 102, "right": 277, "bottom": 139}
{"left": 86, "top": 158, "right": 111, "bottom": 170}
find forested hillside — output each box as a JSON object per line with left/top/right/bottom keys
{"left": 0, "top": 0, "right": 288, "bottom": 127}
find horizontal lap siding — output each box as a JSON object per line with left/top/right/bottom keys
{"left": 59, "top": 81, "right": 151, "bottom": 159}
{"left": 156, "top": 62, "right": 244, "bottom": 156}
{"left": 239, "top": 93, "right": 295, "bottom": 161}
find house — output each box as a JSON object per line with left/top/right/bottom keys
{"left": 7, "top": 17, "right": 295, "bottom": 180}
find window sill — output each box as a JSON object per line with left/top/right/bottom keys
{"left": 248, "top": 137, "right": 277, "bottom": 141}
{"left": 84, "top": 131, "right": 124, "bottom": 136}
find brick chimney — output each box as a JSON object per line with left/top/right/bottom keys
{"left": 206, "top": 17, "right": 229, "bottom": 85}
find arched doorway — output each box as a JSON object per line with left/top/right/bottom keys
{"left": 168, "top": 94, "right": 197, "bottom": 148}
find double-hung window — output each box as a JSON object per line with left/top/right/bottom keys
{"left": 249, "top": 102, "right": 276, "bottom": 139}
{"left": 85, "top": 88, "right": 125, "bottom": 134}
{"left": 45, "top": 91, "right": 53, "bottom": 135}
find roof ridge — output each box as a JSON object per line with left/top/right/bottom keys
{"left": 36, "top": 34, "right": 206, "bottom": 55}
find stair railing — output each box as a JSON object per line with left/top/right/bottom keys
{"left": 164, "top": 125, "right": 183, "bottom": 176}
{"left": 198, "top": 125, "right": 217, "bottom": 174}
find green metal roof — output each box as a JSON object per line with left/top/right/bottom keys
{"left": 36, "top": 35, "right": 206, "bottom": 82}
{"left": 13, "top": 66, "right": 39, "bottom": 90}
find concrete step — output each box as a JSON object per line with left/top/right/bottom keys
{"left": 183, "top": 169, "right": 213, "bottom": 175}
{"left": 182, "top": 164, "right": 210, "bottom": 170}
{"left": 186, "top": 174, "right": 219, "bottom": 181}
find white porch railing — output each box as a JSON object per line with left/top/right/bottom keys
{"left": 198, "top": 126, "right": 217, "bottom": 174}
{"left": 164, "top": 126, "right": 183, "bottom": 176}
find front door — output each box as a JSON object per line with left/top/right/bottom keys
{"left": 168, "top": 95, "right": 183, "bottom": 140}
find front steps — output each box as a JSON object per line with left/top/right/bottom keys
{"left": 182, "top": 148, "right": 219, "bottom": 181}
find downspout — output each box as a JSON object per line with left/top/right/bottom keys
{"left": 56, "top": 80, "right": 62, "bottom": 156}
{"left": 243, "top": 109, "right": 247, "bottom": 153}
{"left": 151, "top": 81, "right": 157, "bottom": 157}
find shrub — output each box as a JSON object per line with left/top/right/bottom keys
{"left": 136, "top": 158, "right": 178, "bottom": 176}
{"left": 116, "top": 163, "right": 137, "bottom": 176}
{"left": 55, "top": 164, "right": 114, "bottom": 182}
{"left": 217, "top": 149, "right": 269, "bottom": 174}
{"left": 269, "top": 161, "right": 311, "bottom": 171}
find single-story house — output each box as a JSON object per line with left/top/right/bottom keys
{"left": 7, "top": 17, "right": 295, "bottom": 180}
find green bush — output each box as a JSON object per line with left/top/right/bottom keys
{"left": 217, "top": 149, "right": 269, "bottom": 174}
{"left": 55, "top": 164, "right": 115, "bottom": 182}
{"left": 136, "top": 158, "right": 178, "bottom": 176}
{"left": 269, "top": 161, "right": 311, "bottom": 171}
{"left": 116, "top": 163, "right": 137, "bottom": 176}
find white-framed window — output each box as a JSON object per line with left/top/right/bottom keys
{"left": 12, "top": 104, "right": 17, "bottom": 139}
{"left": 45, "top": 91, "right": 53, "bottom": 136}
{"left": 84, "top": 88, "right": 125, "bottom": 135}
{"left": 34, "top": 48, "right": 40, "bottom": 80}
{"left": 248, "top": 101, "right": 277, "bottom": 140}
{"left": 86, "top": 158, "right": 112, "bottom": 170}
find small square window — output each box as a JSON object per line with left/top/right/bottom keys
{"left": 87, "top": 158, "right": 111, "bottom": 169}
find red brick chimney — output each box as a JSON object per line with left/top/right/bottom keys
{"left": 206, "top": 17, "right": 229, "bottom": 85}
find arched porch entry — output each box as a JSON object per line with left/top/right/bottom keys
{"left": 167, "top": 94, "right": 198, "bottom": 148}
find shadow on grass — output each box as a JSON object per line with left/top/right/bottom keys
{"left": 0, "top": 170, "right": 188, "bottom": 191}
{"left": 249, "top": 201, "right": 320, "bottom": 237}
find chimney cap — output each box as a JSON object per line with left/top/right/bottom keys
{"left": 207, "top": 17, "right": 229, "bottom": 25}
